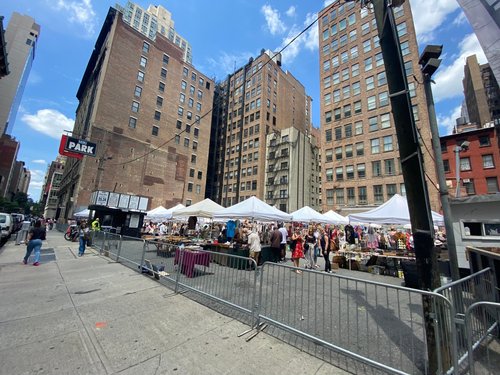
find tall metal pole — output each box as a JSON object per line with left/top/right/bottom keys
{"left": 372, "top": 1, "right": 441, "bottom": 372}
{"left": 422, "top": 71, "right": 461, "bottom": 281}
{"left": 455, "top": 147, "right": 461, "bottom": 198}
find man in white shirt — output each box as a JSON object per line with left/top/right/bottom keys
{"left": 159, "top": 222, "right": 168, "bottom": 236}
{"left": 278, "top": 223, "right": 288, "bottom": 262}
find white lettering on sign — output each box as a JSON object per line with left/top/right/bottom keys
{"left": 64, "top": 136, "right": 97, "bottom": 157}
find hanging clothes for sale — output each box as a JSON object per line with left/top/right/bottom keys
{"left": 226, "top": 220, "right": 236, "bottom": 240}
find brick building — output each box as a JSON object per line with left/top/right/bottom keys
{"left": 318, "top": 1, "right": 439, "bottom": 215}
{"left": 441, "top": 125, "right": 500, "bottom": 196}
{"left": 58, "top": 7, "right": 214, "bottom": 219}
{"left": 206, "top": 50, "right": 312, "bottom": 208}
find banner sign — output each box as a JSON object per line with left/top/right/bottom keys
{"left": 64, "top": 136, "right": 97, "bottom": 157}
{"left": 90, "top": 190, "right": 149, "bottom": 212}
{"left": 59, "top": 135, "right": 83, "bottom": 160}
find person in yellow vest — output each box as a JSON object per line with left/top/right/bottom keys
{"left": 91, "top": 217, "right": 101, "bottom": 231}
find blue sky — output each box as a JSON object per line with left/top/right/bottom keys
{"left": 2, "top": 0, "right": 486, "bottom": 201}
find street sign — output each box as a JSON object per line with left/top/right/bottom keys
{"left": 59, "top": 135, "right": 83, "bottom": 160}
{"left": 64, "top": 136, "right": 97, "bottom": 157}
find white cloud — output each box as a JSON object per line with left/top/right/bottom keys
{"left": 323, "top": 0, "right": 336, "bottom": 7}
{"left": 453, "top": 11, "right": 467, "bottom": 26}
{"left": 437, "top": 105, "right": 462, "bottom": 135}
{"left": 286, "top": 6, "right": 296, "bottom": 18}
{"left": 409, "top": 0, "right": 459, "bottom": 43}
{"left": 206, "top": 51, "right": 255, "bottom": 78}
{"left": 261, "top": 5, "right": 286, "bottom": 35}
{"left": 22, "top": 109, "right": 74, "bottom": 139}
{"left": 53, "top": 0, "right": 97, "bottom": 38}
{"left": 280, "top": 12, "right": 318, "bottom": 64}
{"left": 27, "top": 70, "right": 42, "bottom": 85}
{"left": 32, "top": 159, "right": 47, "bottom": 165}
{"left": 433, "top": 33, "right": 487, "bottom": 102}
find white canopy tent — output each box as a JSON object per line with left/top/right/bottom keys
{"left": 213, "top": 196, "right": 292, "bottom": 222}
{"left": 323, "top": 210, "right": 349, "bottom": 225}
{"left": 145, "top": 205, "right": 171, "bottom": 220}
{"left": 291, "top": 206, "right": 330, "bottom": 224}
{"left": 348, "top": 194, "right": 445, "bottom": 225}
{"left": 172, "top": 198, "right": 224, "bottom": 219}
{"left": 74, "top": 209, "right": 90, "bottom": 218}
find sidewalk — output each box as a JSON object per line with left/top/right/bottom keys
{"left": 0, "top": 230, "right": 348, "bottom": 375}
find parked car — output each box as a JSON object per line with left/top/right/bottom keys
{"left": 0, "top": 212, "right": 14, "bottom": 240}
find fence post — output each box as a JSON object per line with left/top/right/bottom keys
{"left": 254, "top": 262, "right": 266, "bottom": 328}
{"left": 116, "top": 235, "right": 123, "bottom": 262}
{"left": 100, "top": 231, "right": 105, "bottom": 254}
{"left": 174, "top": 247, "right": 183, "bottom": 293}
{"left": 250, "top": 259, "right": 259, "bottom": 328}
{"left": 139, "top": 240, "right": 147, "bottom": 273}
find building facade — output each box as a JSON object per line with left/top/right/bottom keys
{"left": 458, "top": 0, "right": 500, "bottom": 87}
{"left": 58, "top": 7, "right": 214, "bottom": 218}
{"left": 0, "top": 134, "right": 20, "bottom": 198}
{"left": 264, "top": 126, "right": 321, "bottom": 212}
{"left": 441, "top": 125, "right": 500, "bottom": 197}
{"left": 40, "top": 156, "right": 65, "bottom": 219}
{"left": 114, "top": 1, "right": 192, "bottom": 64}
{"left": 318, "top": 1, "right": 439, "bottom": 215}
{"left": 0, "top": 12, "right": 40, "bottom": 135}
{"left": 207, "top": 50, "right": 312, "bottom": 208}
{"left": 463, "top": 54, "right": 500, "bottom": 127}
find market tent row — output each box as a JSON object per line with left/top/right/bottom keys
{"left": 348, "top": 194, "right": 445, "bottom": 225}
{"left": 323, "top": 209, "right": 349, "bottom": 225}
{"left": 213, "top": 196, "right": 292, "bottom": 222}
{"left": 171, "top": 198, "right": 224, "bottom": 219}
{"left": 146, "top": 203, "right": 185, "bottom": 221}
{"left": 291, "top": 206, "right": 331, "bottom": 224}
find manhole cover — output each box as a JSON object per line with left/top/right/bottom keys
{"left": 27, "top": 248, "right": 56, "bottom": 263}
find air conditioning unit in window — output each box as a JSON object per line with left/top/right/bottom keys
{"left": 463, "top": 179, "right": 471, "bottom": 183}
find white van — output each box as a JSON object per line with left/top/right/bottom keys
{"left": 0, "top": 213, "right": 14, "bottom": 240}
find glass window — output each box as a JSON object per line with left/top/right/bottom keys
{"left": 339, "top": 34, "right": 348, "bottom": 48}
{"left": 324, "top": 93, "right": 332, "bottom": 105}
{"left": 401, "top": 41, "right": 410, "bottom": 56}
{"left": 380, "top": 113, "right": 391, "bottom": 128}
{"left": 134, "top": 86, "right": 142, "bottom": 98}
{"left": 464, "top": 179, "right": 475, "bottom": 195}
{"left": 387, "top": 183, "right": 397, "bottom": 198}
{"left": 333, "top": 89, "right": 341, "bottom": 103}
{"left": 181, "top": 80, "right": 187, "bottom": 90}
{"left": 335, "top": 147, "right": 343, "bottom": 160}
{"left": 412, "top": 105, "right": 419, "bottom": 121}
{"left": 159, "top": 82, "right": 165, "bottom": 92}
{"left": 352, "top": 63, "right": 359, "bottom": 77}
{"left": 479, "top": 136, "right": 491, "bottom": 147}
{"left": 371, "top": 138, "right": 380, "bottom": 154}
{"left": 156, "top": 96, "right": 163, "bottom": 107}
{"left": 326, "top": 189, "right": 334, "bottom": 205}
{"left": 325, "top": 111, "right": 332, "bottom": 123}
{"left": 322, "top": 29, "right": 329, "bottom": 41}
{"left": 335, "top": 127, "right": 342, "bottom": 140}
{"left": 326, "top": 168, "right": 334, "bottom": 181}
{"left": 482, "top": 154, "right": 495, "bottom": 168}
{"left": 345, "top": 124, "right": 353, "bottom": 138}
{"left": 336, "top": 167, "right": 344, "bottom": 181}
{"left": 333, "top": 72, "right": 340, "bottom": 84}
{"left": 353, "top": 82, "right": 361, "bottom": 96}
{"left": 140, "top": 56, "right": 147, "bottom": 67}
{"left": 377, "top": 71, "right": 387, "bottom": 86}
{"left": 344, "top": 104, "right": 351, "bottom": 117}
{"left": 137, "top": 71, "right": 145, "bottom": 82}
{"left": 142, "top": 42, "right": 150, "bottom": 54}
{"left": 486, "top": 177, "right": 499, "bottom": 193}
{"left": 325, "top": 129, "right": 332, "bottom": 142}
{"left": 355, "top": 121, "right": 363, "bottom": 135}
{"left": 372, "top": 161, "right": 382, "bottom": 177}
{"left": 336, "top": 189, "right": 345, "bottom": 205}
{"left": 178, "top": 106, "right": 184, "bottom": 116}
{"left": 152, "top": 126, "right": 159, "bottom": 136}
{"left": 460, "top": 157, "right": 471, "bottom": 171}
{"left": 154, "top": 111, "right": 161, "bottom": 121}
{"left": 179, "top": 93, "right": 185, "bottom": 103}
{"left": 160, "top": 68, "right": 167, "bottom": 79}
{"left": 366, "top": 76, "right": 375, "bottom": 90}
{"left": 374, "top": 185, "right": 384, "bottom": 203}
{"left": 345, "top": 144, "right": 353, "bottom": 157}
{"left": 356, "top": 142, "right": 364, "bottom": 156}
{"left": 324, "top": 76, "right": 331, "bottom": 88}
{"left": 362, "top": 22, "right": 370, "bottom": 35}
{"left": 357, "top": 163, "right": 366, "bottom": 178}
{"left": 128, "top": 117, "right": 136, "bottom": 129}
{"left": 363, "top": 39, "right": 371, "bottom": 53}
{"left": 397, "top": 22, "right": 407, "bottom": 37}
{"left": 383, "top": 136, "right": 393, "bottom": 152}
{"left": 369, "top": 116, "right": 378, "bottom": 131}
{"left": 405, "top": 61, "right": 413, "bottom": 76}
{"left": 379, "top": 91, "right": 389, "bottom": 106}
{"left": 346, "top": 165, "right": 354, "bottom": 180}
{"left": 343, "top": 85, "right": 350, "bottom": 99}
{"left": 348, "top": 13, "right": 356, "bottom": 25}
{"left": 350, "top": 46, "right": 358, "bottom": 59}
{"left": 364, "top": 57, "right": 373, "bottom": 71}
{"left": 375, "top": 52, "right": 384, "bottom": 67}
{"left": 131, "top": 101, "right": 139, "bottom": 113}
{"left": 325, "top": 149, "right": 333, "bottom": 162}
{"left": 367, "top": 95, "right": 377, "bottom": 110}
{"left": 349, "top": 29, "right": 357, "bottom": 42}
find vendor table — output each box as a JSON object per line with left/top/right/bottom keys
{"left": 174, "top": 249, "right": 210, "bottom": 278}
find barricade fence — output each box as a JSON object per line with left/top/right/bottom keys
{"left": 88, "top": 231, "right": 497, "bottom": 375}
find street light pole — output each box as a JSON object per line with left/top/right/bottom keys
{"left": 419, "top": 45, "right": 460, "bottom": 281}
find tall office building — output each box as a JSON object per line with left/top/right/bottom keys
{"left": 458, "top": 0, "right": 500, "bottom": 86}
{"left": 40, "top": 156, "right": 65, "bottom": 219}
{"left": 318, "top": 1, "right": 439, "bottom": 214}
{"left": 57, "top": 7, "right": 214, "bottom": 218}
{"left": 115, "top": 1, "right": 192, "bottom": 64}
{"left": 206, "top": 50, "right": 312, "bottom": 208}
{"left": 0, "top": 12, "right": 40, "bottom": 135}
{"left": 463, "top": 54, "right": 500, "bottom": 126}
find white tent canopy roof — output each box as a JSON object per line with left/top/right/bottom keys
{"left": 291, "top": 206, "right": 329, "bottom": 224}
{"left": 348, "top": 194, "right": 444, "bottom": 225}
{"left": 323, "top": 210, "right": 349, "bottom": 224}
{"left": 145, "top": 205, "right": 171, "bottom": 220}
{"left": 172, "top": 198, "right": 224, "bottom": 219}
{"left": 213, "top": 196, "right": 292, "bottom": 222}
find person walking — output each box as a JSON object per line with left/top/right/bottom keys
{"left": 247, "top": 226, "right": 261, "bottom": 267}
{"left": 319, "top": 228, "right": 332, "bottom": 273}
{"left": 23, "top": 220, "right": 46, "bottom": 266}
{"left": 270, "top": 226, "right": 282, "bottom": 263}
{"left": 278, "top": 223, "right": 288, "bottom": 262}
{"left": 78, "top": 221, "right": 90, "bottom": 257}
{"left": 290, "top": 228, "right": 304, "bottom": 274}
{"left": 304, "top": 227, "right": 316, "bottom": 269}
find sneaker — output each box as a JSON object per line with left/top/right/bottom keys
{"left": 22, "top": 259, "right": 27, "bottom": 265}
{"left": 78, "top": 253, "right": 83, "bottom": 257}
{"left": 33, "top": 262, "right": 40, "bottom": 266}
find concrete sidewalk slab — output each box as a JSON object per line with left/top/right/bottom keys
{"left": 0, "top": 230, "right": 349, "bottom": 375}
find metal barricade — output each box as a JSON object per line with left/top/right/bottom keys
{"left": 255, "top": 262, "right": 455, "bottom": 375}
{"left": 103, "top": 232, "right": 121, "bottom": 261}
{"left": 435, "top": 268, "right": 499, "bottom": 373}
{"left": 465, "top": 301, "right": 500, "bottom": 374}
{"left": 115, "top": 235, "right": 146, "bottom": 271}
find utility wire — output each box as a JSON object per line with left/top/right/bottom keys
{"left": 107, "top": 10, "right": 322, "bottom": 167}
